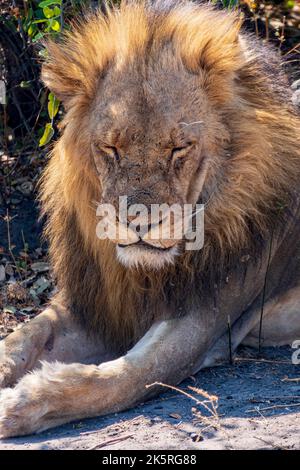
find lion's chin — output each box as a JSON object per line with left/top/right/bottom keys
{"left": 116, "top": 244, "right": 179, "bottom": 270}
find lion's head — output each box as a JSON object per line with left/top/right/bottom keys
{"left": 41, "top": 2, "right": 254, "bottom": 270}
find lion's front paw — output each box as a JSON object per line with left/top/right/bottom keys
{"left": 0, "top": 363, "right": 13, "bottom": 389}
{"left": 0, "top": 340, "right": 29, "bottom": 389}
{"left": 0, "top": 383, "right": 50, "bottom": 438}
{"left": 0, "top": 342, "right": 17, "bottom": 389}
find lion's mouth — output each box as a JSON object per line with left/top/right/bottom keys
{"left": 116, "top": 240, "right": 179, "bottom": 269}
{"left": 117, "top": 240, "right": 173, "bottom": 252}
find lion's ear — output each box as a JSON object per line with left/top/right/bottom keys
{"left": 199, "top": 15, "right": 243, "bottom": 75}
{"left": 174, "top": 9, "right": 243, "bottom": 105}
{"left": 41, "top": 23, "right": 110, "bottom": 109}
{"left": 41, "top": 40, "right": 88, "bottom": 108}
{"left": 178, "top": 10, "right": 243, "bottom": 75}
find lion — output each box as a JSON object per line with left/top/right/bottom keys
{"left": 0, "top": 0, "right": 300, "bottom": 438}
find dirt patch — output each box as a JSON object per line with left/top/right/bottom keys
{"left": 0, "top": 346, "right": 299, "bottom": 450}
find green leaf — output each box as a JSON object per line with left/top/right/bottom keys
{"left": 32, "top": 32, "right": 45, "bottom": 43}
{"left": 43, "top": 6, "right": 54, "bottom": 18}
{"left": 16, "top": 260, "right": 27, "bottom": 270}
{"left": 50, "top": 19, "right": 61, "bottom": 32}
{"left": 285, "top": 0, "right": 295, "bottom": 9}
{"left": 32, "top": 19, "right": 48, "bottom": 24}
{"left": 39, "top": 123, "right": 54, "bottom": 147}
{"left": 221, "top": 0, "right": 238, "bottom": 8}
{"left": 23, "top": 7, "right": 33, "bottom": 28}
{"left": 28, "top": 24, "right": 37, "bottom": 36}
{"left": 38, "top": 0, "right": 62, "bottom": 7}
{"left": 53, "top": 6, "right": 61, "bottom": 16}
{"left": 48, "top": 92, "right": 60, "bottom": 119}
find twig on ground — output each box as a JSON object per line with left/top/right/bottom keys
{"left": 21, "top": 229, "right": 28, "bottom": 276}
{"left": 246, "top": 403, "right": 300, "bottom": 414}
{"left": 283, "top": 42, "right": 300, "bottom": 57}
{"left": 250, "top": 396, "right": 300, "bottom": 403}
{"left": 87, "top": 433, "right": 133, "bottom": 450}
{"left": 265, "top": 14, "right": 269, "bottom": 42}
{"left": 146, "top": 382, "right": 222, "bottom": 434}
{"left": 254, "top": 436, "right": 289, "bottom": 451}
{"left": 281, "top": 377, "right": 300, "bottom": 383}
{"left": 278, "top": 15, "right": 286, "bottom": 51}
{"left": 254, "top": 14, "right": 259, "bottom": 38}
{"left": 146, "top": 382, "right": 218, "bottom": 418}
{"left": 227, "top": 315, "right": 233, "bottom": 365}
{"left": 258, "top": 229, "right": 274, "bottom": 353}
{"left": 235, "top": 357, "right": 291, "bottom": 365}
{"left": 3, "top": 209, "right": 22, "bottom": 279}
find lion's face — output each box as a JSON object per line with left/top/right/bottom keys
{"left": 90, "top": 73, "right": 213, "bottom": 269}
{"left": 90, "top": 64, "right": 222, "bottom": 269}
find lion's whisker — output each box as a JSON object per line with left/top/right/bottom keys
{"left": 178, "top": 121, "right": 204, "bottom": 128}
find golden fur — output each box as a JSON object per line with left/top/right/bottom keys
{"left": 40, "top": 1, "right": 300, "bottom": 352}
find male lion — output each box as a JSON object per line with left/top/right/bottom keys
{"left": 0, "top": 0, "right": 300, "bottom": 438}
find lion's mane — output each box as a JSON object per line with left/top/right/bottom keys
{"left": 40, "top": 1, "right": 300, "bottom": 352}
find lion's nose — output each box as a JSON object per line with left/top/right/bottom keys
{"left": 126, "top": 212, "right": 164, "bottom": 238}
{"left": 126, "top": 214, "right": 145, "bottom": 223}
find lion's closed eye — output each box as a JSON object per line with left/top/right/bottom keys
{"left": 171, "top": 144, "right": 193, "bottom": 158}
{"left": 92, "top": 143, "right": 120, "bottom": 164}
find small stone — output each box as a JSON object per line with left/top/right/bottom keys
{"left": 190, "top": 433, "right": 203, "bottom": 442}
{"left": 19, "top": 181, "right": 33, "bottom": 195}
{"left": 11, "top": 198, "right": 22, "bottom": 205}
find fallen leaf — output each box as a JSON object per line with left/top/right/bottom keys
{"left": 31, "top": 262, "right": 50, "bottom": 273}
{"left": 33, "top": 277, "right": 51, "bottom": 295}
{"left": 3, "top": 305, "right": 16, "bottom": 314}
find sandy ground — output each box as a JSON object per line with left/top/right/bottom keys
{"left": 0, "top": 345, "right": 299, "bottom": 450}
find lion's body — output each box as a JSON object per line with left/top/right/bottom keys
{"left": 0, "top": 0, "right": 300, "bottom": 437}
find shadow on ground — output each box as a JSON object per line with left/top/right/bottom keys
{"left": 0, "top": 346, "right": 299, "bottom": 450}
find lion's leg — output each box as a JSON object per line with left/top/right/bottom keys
{"left": 0, "top": 314, "right": 215, "bottom": 437}
{"left": 198, "top": 305, "right": 263, "bottom": 368}
{"left": 243, "top": 285, "right": 300, "bottom": 347}
{"left": 200, "top": 286, "right": 300, "bottom": 367}
{"left": 0, "top": 302, "right": 109, "bottom": 389}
